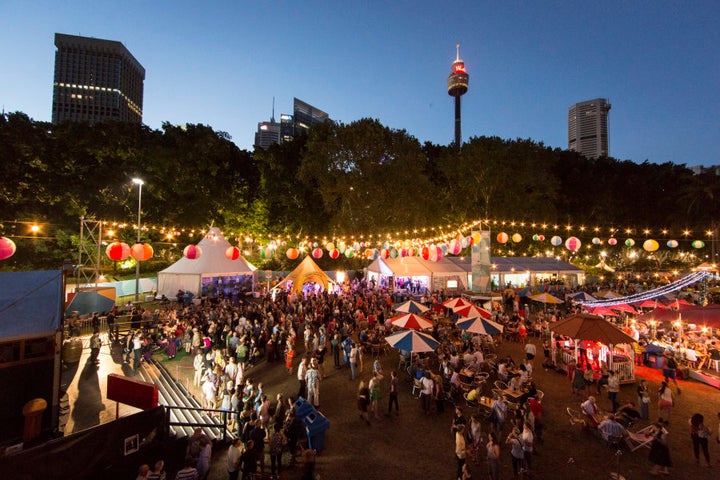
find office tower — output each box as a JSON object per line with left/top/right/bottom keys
{"left": 292, "top": 98, "right": 328, "bottom": 137}
{"left": 254, "top": 121, "right": 282, "bottom": 149}
{"left": 568, "top": 98, "right": 611, "bottom": 159}
{"left": 52, "top": 33, "right": 145, "bottom": 124}
{"left": 447, "top": 44, "right": 469, "bottom": 148}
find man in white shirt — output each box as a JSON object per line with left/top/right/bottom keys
{"left": 419, "top": 372, "right": 434, "bottom": 415}
{"left": 296, "top": 357, "right": 308, "bottom": 400}
{"left": 525, "top": 342, "right": 537, "bottom": 362}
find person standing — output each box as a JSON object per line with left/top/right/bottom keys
{"left": 89, "top": 329, "right": 101, "bottom": 364}
{"left": 689, "top": 413, "right": 711, "bottom": 466}
{"left": 637, "top": 379, "right": 651, "bottom": 420}
{"left": 306, "top": 359, "right": 320, "bottom": 408}
{"left": 331, "top": 333, "right": 341, "bottom": 369}
{"left": 520, "top": 420, "right": 534, "bottom": 475}
{"left": 226, "top": 438, "right": 242, "bottom": 480}
{"left": 648, "top": 420, "right": 672, "bottom": 476}
{"left": 132, "top": 332, "right": 143, "bottom": 372}
{"left": 419, "top": 371, "right": 434, "bottom": 415}
{"left": 506, "top": 427, "right": 525, "bottom": 480}
{"left": 269, "top": 423, "right": 287, "bottom": 478}
{"left": 662, "top": 350, "right": 681, "bottom": 394}
{"left": 387, "top": 370, "right": 399, "bottom": 416}
{"left": 368, "top": 371, "right": 382, "bottom": 419}
{"left": 607, "top": 370, "right": 620, "bottom": 413}
{"left": 357, "top": 380, "right": 370, "bottom": 425}
{"left": 193, "top": 352, "right": 205, "bottom": 387}
{"left": 349, "top": 344, "right": 358, "bottom": 380}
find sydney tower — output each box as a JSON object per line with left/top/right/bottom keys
{"left": 447, "top": 44, "right": 469, "bottom": 147}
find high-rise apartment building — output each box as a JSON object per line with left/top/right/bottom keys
{"left": 254, "top": 120, "right": 282, "bottom": 149}
{"left": 52, "top": 33, "right": 145, "bottom": 124}
{"left": 568, "top": 98, "right": 611, "bottom": 159}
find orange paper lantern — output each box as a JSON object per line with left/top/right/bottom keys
{"left": 130, "top": 243, "right": 153, "bottom": 261}
{"left": 286, "top": 248, "right": 299, "bottom": 260}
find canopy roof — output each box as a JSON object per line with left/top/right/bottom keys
{"left": 367, "top": 256, "right": 467, "bottom": 277}
{"left": 157, "top": 227, "right": 256, "bottom": 296}
{"left": 552, "top": 313, "right": 636, "bottom": 345}
{"left": 274, "top": 256, "right": 336, "bottom": 293}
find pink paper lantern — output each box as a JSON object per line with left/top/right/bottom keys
{"left": 105, "top": 241, "right": 130, "bottom": 261}
{"left": 225, "top": 246, "right": 241, "bottom": 260}
{"left": 312, "top": 247, "right": 323, "bottom": 259}
{"left": 608, "top": 238, "right": 618, "bottom": 246}
{"left": 130, "top": 243, "right": 154, "bottom": 261}
{"left": 183, "top": 244, "right": 202, "bottom": 260}
{"left": 0, "top": 236, "right": 17, "bottom": 260}
{"left": 565, "top": 236, "right": 581, "bottom": 252}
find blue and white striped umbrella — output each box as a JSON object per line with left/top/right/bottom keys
{"left": 384, "top": 329, "right": 440, "bottom": 353}
{"left": 455, "top": 315, "right": 504, "bottom": 336}
{"left": 393, "top": 299, "right": 429, "bottom": 314}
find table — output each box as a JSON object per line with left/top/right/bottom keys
{"left": 477, "top": 396, "right": 495, "bottom": 410}
{"left": 460, "top": 368, "right": 476, "bottom": 379}
{"left": 502, "top": 388, "right": 526, "bottom": 401}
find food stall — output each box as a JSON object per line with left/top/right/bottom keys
{"left": 551, "top": 313, "right": 636, "bottom": 384}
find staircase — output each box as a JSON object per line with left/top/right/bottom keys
{"left": 139, "top": 360, "right": 228, "bottom": 440}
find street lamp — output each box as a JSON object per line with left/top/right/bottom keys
{"left": 132, "top": 178, "right": 144, "bottom": 302}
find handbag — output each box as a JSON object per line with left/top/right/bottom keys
{"left": 641, "top": 395, "right": 650, "bottom": 404}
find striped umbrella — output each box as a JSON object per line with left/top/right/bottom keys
{"left": 389, "top": 313, "right": 433, "bottom": 330}
{"left": 384, "top": 329, "right": 440, "bottom": 353}
{"left": 393, "top": 299, "right": 430, "bottom": 314}
{"left": 442, "top": 297, "right": 472, "bottom": 310}
{"left": 453, "top": 304, "right": 494, "bottom": 319}
{"left": 455, "top": 315, "right": 504, "bottom": 335}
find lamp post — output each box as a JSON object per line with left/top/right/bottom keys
{"left": 132, "top": 178, "right": 144, "bottom": 302}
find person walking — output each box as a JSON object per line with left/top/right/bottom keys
{"left": 368, "top": 371, "right": 383, "bottom": 419}
{"left": 454, "top": 423, "right": 468, "bottom": 480}
{"left": 387, "top": 370, "right": 399, "bottom": 416}
{"left": 349, "top": 343, "right": 358, "bottom": 380}
{"left": 306, "top": 359, "right": 320, "bottom": 408}
{"left": 357, "top": 380, "right": 370, "bottom": 425}
{"left": 607, "top": 370, "right": 620, "bottom": 413}
{"left": 662, "top": 350, "right": 681, "bottom": 394}
{"left": 89, "top": 329, "right": 101, "bottom": 364}
{"left": 226, "top": 438, "right": 242, "bottom": 480}
{"left": 486, "top": 431, "right": 501, "bottom": 480}
{"left": 658, "top": 381, "right": 674, "bottom": 420}
{"left": 296, "top": 357, "right": 307, "bottom": 400}
{"left": 689, "top": 413, "right": 711, "bottom": 466}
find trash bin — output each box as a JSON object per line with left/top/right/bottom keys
{"left": 22, "top": 398, "right": 47, "bottom": 443}
{"left": 294, "top": 397, "right": 315, "bottom": 418}
{"left": 303, "top": 410, "right": 330, "bottom": 451}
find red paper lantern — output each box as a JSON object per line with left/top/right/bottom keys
{"left": 312, "top": 247, "right": 323, "bottom": 259}
{"left": 183, "top": 245, "right": 202, "bottom": 260}
{"left": 105, "top": 241, "right": 130, "bottom": 261}
{"left": 130, "top": 243, "right": 154, "bottom": 261}
{"left": 286, "top": 248, "right": 299, "bottom": 260}
{"left": 225, "top": 246, "right": 241, "bottom": 260}
{"left": 0, "top": 236, "right": 17, "bottom": 260}
{"left": 421, "top": 246, "right": 430, "bottom": 260}
{"left": 329, "top": 248, "right": 340, "bottom": 259}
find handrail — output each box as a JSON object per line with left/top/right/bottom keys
{"left": 176, "top": 365, "right": 195, "bottom": 393}
{"left": 164, "top": 405, "right": 231, "bottom": 440}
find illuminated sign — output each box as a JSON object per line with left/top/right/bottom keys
{"left": 453, "top": 62, "right": 467, "bottom": 74}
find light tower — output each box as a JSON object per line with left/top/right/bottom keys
{"left": 447, "top": 44, "right": 469, "bottom": 148}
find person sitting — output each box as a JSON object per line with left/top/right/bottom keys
{"left": 581, "top": 396, "right": 601, "bottom": 428}
{"left": 518, "top": 364, "right": 530, "bottom": 384}
{"left": 508, "top": 374, "right": 523, "bottom": 393}
{"left": 597, "top": 414, "right": 627, "bottom": 445}
{"left": 497, "top": 361, "right": 509, "bottom": 382}
{"left": 466, "top": 385, "right": 482, "bottom": 402}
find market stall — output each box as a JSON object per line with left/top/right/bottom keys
{"left": 551, "top": 313, "right": 637, "bottom": 384}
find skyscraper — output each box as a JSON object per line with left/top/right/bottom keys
{"left": 292, "top": 98, "right": 328, "bottom": 138}
{"left": 568, "top": 98, "right": 611, "bottom": 159}
{"left": 254, "top": 98, "right": 328, "bottom": 149}
{"left": 254, "top": 120, "right": 282, "bottom": 149}
{"left": 52, "top": 33, "right": 145, "bottom": 124}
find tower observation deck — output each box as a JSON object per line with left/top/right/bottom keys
{"left": 447, "top": 44, "right": 469, "bottom": 147}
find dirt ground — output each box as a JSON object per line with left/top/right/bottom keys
{"left": 163, "top": 333, "right": 720, "bottom": 480}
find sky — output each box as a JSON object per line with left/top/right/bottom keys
{"left": 1, "top": 0, "right": 719, "bottom": 167}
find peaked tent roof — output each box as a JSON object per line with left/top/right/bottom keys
{"left": 159, "top": 227, "right": 257, "bottom": 277}
{"left": 274, "top": 256, "right": 336, "bottom": 293}
{"left": 366, "top": 257, "right": 394, "bottom": 276}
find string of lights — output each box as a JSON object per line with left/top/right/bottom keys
{"left": 580, "top": 271, "right": 711, "bottom": 307}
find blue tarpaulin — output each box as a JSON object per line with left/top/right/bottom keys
{"left": 0, "top": 270, "right": 63, "bottom": 340}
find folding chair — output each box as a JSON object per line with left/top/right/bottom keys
{"left": 566, "top": 407, "right": 585, "bottom": 427}
{"left": 625, "top": 425, "right": 655, "bottom": 452}
{"left": 494, "top": 380, "right": 508, "bottom": 391}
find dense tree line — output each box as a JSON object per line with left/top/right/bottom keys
{"left": 1, "top": 112, "right": 717, "bottom": 272}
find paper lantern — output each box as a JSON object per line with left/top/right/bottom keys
{"left": 691, "top": 240, "right": 705, "bottom": 249}
{"left": 379, "top": 248, "right": 389, "bottom": 259}
{"left": 461, "top": 236, "right": 470, "bottom": 248}
{"left": 183, "top": 245, "right": 202, "bottom": 260}
{"left": 329, "top": 248, "right": 340, "bottom": 259}
{"left": 538, "top": 235, "right": 545, "bottom": 241}
{"left": 0, "top": 236, "right": 17, "bottom": 260}
{"left": 625, "top": 239, "right": 635, "bottom": 247}
{"left": 450, "top": 240, "right": 461, "bottom": 255}
{"left": 471, "top": 232, "right": 481, "bottom": 245}
{"left": 565, "top": 236, "right": 581, "bottom": 252}
{"left": 389, "top": 247, "right": 399, "bottom": 258}
{"left": 496, "top": 232, "right": 509, "bottom": 244}
{"left": 592, "top": 237, "right": 601, "bottom": 245}
{"left": 550, "top": 236, "right": 562, "bottom": 246}
{"left": 608, "top": 238, "right": 618, "bottom": 246}
{"left": 643, "top": 239, "right": 659, "bottom": 252}
{"left": 345, "top": 248, "right": 355, "bottom": 259}
{"left": 286, "top": 248, "right": 299, "bottom": 260}
{"left": 130, "top": 243, "right": 153, "bottom": 261}
{"left": 667, "top": 240, "right": 678, "bottom": 248}
{"left": 429, "top": 246, "right": 442, "bottom": 262}
{"left": 312, "top": 247, "right": 323, "bottom": 259}
{"left": 225, "top": 246, "right": 241, "bottom": 260}
{"left": 421, "top": 246, "right": 430, "bottom": 260}
{"left": 532, "top": 234, "right": 539, "bottom": 241}
{"left": 439, "top": 244, "right": 448, "bottom": 255}
{"left": 105, "top": 241, "right": 130, "bottom": 261}
{"left": 337, "top": 241, "right": 346, "bottom": 254}
{"left": 408, "top": 247, "right": 416, "bottom": 257}
{"left": 511, "top": 233, "right": 522, "bottom": 243}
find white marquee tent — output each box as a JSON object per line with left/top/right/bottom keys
{"left": 157, "top": 227, "right": 257, "bottom": 297}
{"left": 366, "top": 256, "right": 468, "bottom": 291}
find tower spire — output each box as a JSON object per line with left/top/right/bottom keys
{"left": 271, "top": 97, "right": 276, "bottom": 123}
{"left": 447, "top": 44, "right": 470, "bottom": 148}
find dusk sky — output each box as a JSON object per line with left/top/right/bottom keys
{"left": 2, "top": 1, "right": 718, "bottom": 167}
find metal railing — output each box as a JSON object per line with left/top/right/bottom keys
{"left": 163, "top": 405, "right": 233, "bottom": 441}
